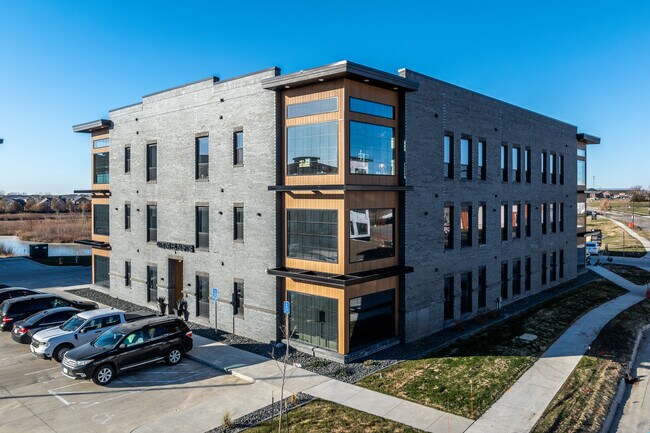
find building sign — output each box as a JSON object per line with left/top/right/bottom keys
{"left": 156, "top": 241, "right": 195, "bottom": 253}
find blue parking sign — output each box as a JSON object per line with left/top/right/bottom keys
{"left": 212, "top": 288, "right": 218, "bottom": 301}
{"left": 283, "top": 301, "right": 290, "bottom": 315}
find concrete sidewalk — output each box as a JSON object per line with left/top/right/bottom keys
{"left": 466, "top": 266, "right": 648, "bottom": 433}
{"left": 613, "top": 329, "right": 650, "bottom": 433}
{"left": 186, "top": 335, "right": 473, "bottom": 432}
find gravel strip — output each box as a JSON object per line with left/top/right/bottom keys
{"left": 70, "top": 270, "right": 600, "bottom": 385}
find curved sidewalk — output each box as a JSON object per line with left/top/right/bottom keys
{"left": 466, "top": 267, "right": 647, "bottom": 433}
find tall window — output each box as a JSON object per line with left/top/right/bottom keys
{"left": 147, "top": 265, "right": 157, "bottom": 302}
{"left": 196, "top": 206, "right": 209, "bottom": 249}
{"left": 512, "top": 259, "right": 521, "bottom": 296}
{"left": 147, "top": 143, "right": 157, "bottom": 182}
{"left": 541, "top": 151, "right": 547, "bottom": 184}
{"left": 550, "top": 251, "right": 557, "bottom": 282}
{"left": 94, "top": 255, "right": 110, "bottom": 288}
{"left": 444, "top": 206, "right": 454, "bottom": 250}
{"left": 501, "top": 203, "right": 508, "bottom": 241}
{"left": 461, "top": 271, "right": 472, "bottom": 314}
{"left": 460, "top": 137, "right": 471, "bottom": 180}
{"left": 525, "top": 147, "right": 531, "bottom": 183}
{"left": 125, "top": 147, "right": 131, "bottom": 173}
{"left": 550, "top": 153, "right": 556, "bottom": 184}
{"left": 577, "top": 160, "right": 586, "bottom": 187}
{"left": 550, "top": 203, "right": 556, "bottom": 233}
{"left": 512, "top": 204, "right": 521, "bottom": 239}
{"left": 541, "top": 253, "right": 547, "bottom": 285}
{"left": 559, "top": 203, "right": 564, "bottom": 232}
{"left": 525, "top": 203, "right": 531, "bottom": 237}
{"left": 559, "top": 250, "right": 565, "bottom": 278}
{"left": 460, "top": 204, "right": 472, "bottom": 247}
{"left": 541, "top": 203, "right": 547, "bottom": 234}
{"left": 124, "top": 261, "right": 131, "bottom": 287}
{"left": 512, "top": 146, "right": 521, "bottom": 182}
{"left": 525, "top": 256, "right": 531, "bottom": 291}
{"left": 233, "top": 131, "right": 244, "bottom": 166}
{"left": 444, "top": 134, "right": 454, "bottom": 179}
{"left": 147, "top": 205, "right": 157, "bottom": 242}
{"left": 234, "top": 206, "right": 244, "bottom": 241}
{"left": 478, "top": 266, "right": 487, "bottom": 308}
{"left": 349, "top": 121, "right": 395, "bottom": 175}
{"left": 559, "top": 155, "right": 564, "bottom": 185}
{"left": 124, "top": 203, "right": 131, "bottom": 230}
{"left": 501, "top": 144, "right": 508, "bottom": 182}
{"left": 93, "top": 204, "right": 109, "bottom": 236}
{"left": 196, "top": 274, "right": 209, "bottom": 318}
{"left": 349, "top": 209, "right": 395, "bottom": 262}
{"left": 196, "top": 136, "right": 209, "bottom": 179}
{"left": 444, "top": 275, "right": 454, "bottom": 320}
{"left": 478, "top": 204, "right": 486, "bottom": 245}
{"left": 501, "top": 261, "right": 508, "bottom": 299}
{"left": 233, "top": 280, "right": 244, "bottom": 316}
{"left": 478, "top": 139, "right": 486, "bottom": 180}
{"left": 93, "top": 152, "right": 109, "bottom": 184}
{"left": 287, "top": 122, "right": 338, "bottom": 175}
{"left": 287, "top": 209, "right": 337, "bottom": 262}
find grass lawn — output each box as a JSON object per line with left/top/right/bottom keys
{"left": 587, "top": 218, "right": 646, "bottom": 257}
{"left": 246, "top": 400, "right": 425, "bottom": 433}
{"left": 602, "top": 264, "right": 650, "bottom": 286}
{"left": 358, "top": 279, "right": 626, "bottom": 419}
{"left": 531, "top": 298, "right": 650, "bottom": 433}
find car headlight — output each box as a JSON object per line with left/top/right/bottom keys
{"left": 75, "top": 359, "right": 93, "bottom": 366}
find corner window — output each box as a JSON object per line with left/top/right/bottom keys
{"left": 147, "top": 143, "right": 157, "bottom": 182}
{"left": 196, "top": 136, "right": 209, "bottom": 179}
{"left": 233, "top": 131, "right": 243, "bottom": 166}
{"left": 234, "top": 206, "right": 244, "bottom": 241}
{"left": 349, "top": 209, "right": 394, "bottom": 263}
{"left": 349, "top": 121, "right": 395, "bottom": 175}
{"left": 287, "top": 121, "right": 338, "bottom": 176}
{"left": 287, "top": 209, "right": 337, "bottom": 263}
{"left": 349, "top": 97, "right": 394, "bottom": 119}
{"left": 196, "top": 206, "right": 209, "bottom": 249}
{"left": 288, "top": 291, "right": 338, "bottom": 351}
{"left": 577, "top": 160, "right": 586, "bottom": 187}
{"left": 93, "top": 204, "right": 109, "bottom": 236}
{"left": 287, "top": 97, "right": 338, "bottom": 118}
{"left": 93, "top": 152, "right": 109, "bottom": 184}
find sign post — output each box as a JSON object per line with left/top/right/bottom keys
{"left": 212, "top": 288, "right": 219, "bottom": 334}
{"left": 283, "top": 301, "right": 291, "bottom": 351}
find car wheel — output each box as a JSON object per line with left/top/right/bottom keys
{"left": 54, "top": 345, "right": 73, "bottom": 363}
{"left": 165, "top": 347, "right": 183, "bottom": 365}
{"left": 92, "top": 364, "right": 115, "bottom": 386}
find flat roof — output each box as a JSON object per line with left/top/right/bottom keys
{"left": 72, "top": 119, "right": 112, "bottom": 133}
{"left": 261, "top": 60, "right": 419, "bottom": 92}
{"left": 577, "top": 133, "right": 601, "bottom": 144}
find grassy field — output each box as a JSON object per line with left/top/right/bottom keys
{"left": 358, "top": 279, "right": 626, "bottom": 419}
{"left": 587, "top": 218, "right": 646, "bottom": 257}
{"left": 0, "top": 213, "right": 90, "bottom": 243}
{"left": 531, "top": 298, "right": 650, "bottom": 433}
{"left": 596, "top": 200, "right": 650, "bottom": 216}
{"left": 602, "top": 264, "right": 650, "bottom": 286}
{"left": 246, "top": 400, "right": 425, "bottom": 433}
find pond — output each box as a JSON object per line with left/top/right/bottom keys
{"left": 0, "top": 236, "right": 91, "bottom": 257}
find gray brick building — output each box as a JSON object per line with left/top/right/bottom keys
{"left": 74, "top": 61, "right": 598, "bottom": 361}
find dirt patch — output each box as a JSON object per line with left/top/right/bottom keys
{"left": 603, "top": 264, "right": 650, "bottom": 286}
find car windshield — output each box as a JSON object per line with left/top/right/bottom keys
{"left": 60, "top": 316, "right": 85, "bottom": 332}
{"left": 92, "top": 330, "right": 126, "bottom": 349}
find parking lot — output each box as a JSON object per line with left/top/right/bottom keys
{"left": 0, "top": 329, "right": 274, "bottom": 433}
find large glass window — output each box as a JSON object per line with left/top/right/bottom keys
{"left": 93, "top": 204, "right": 109, "bottom": 236}
{"left": 287, "top": 121, "right": 338, "bottom": 176}
{"left": 93, "top": 152, "right": 109, "bottom": 184}
{"left": 577, "top": 202, "right": 586, "bottom": 230}
{"left": 444, "top": 205, "right": 454, "bottom": 250}
{"left": 93, "top": 138, "right": 109, "bottom": 149}
{"left": 196, "top": 136, "right": 209, "bottom": 179}
{"left": 289, "top": 291, "right": 338, "bottom": 351}
{"left": 233, "top": 131, "right": 244, "bottom": 166}
{"left": 461, "top": 204, "right": 472, "bottom": 247}
{"left": 349, "top": 209, "right": 394, "bottom": 263}
{"left": 196, "top": 206, "right": 209, "bottom": 249}
{"left": 147, "top": 205, "right": 157, "bottom": 242}
{"left": 287, "top": 97, "right": 338, "bottom": 119}
{"left": 349, "top": 97, "right": 394, "bottom": 119}
{"left": 460, "top": 137, "right": 472, "bottom": 179}
{"left": 577, "top": 160, "right": 586, "bottom": 187}
{"left": 147, "top": 265, "right": 157, "bottom": 302}
{"left": 94, "top": 255, "right": 110, "bottom": 288}
{"left": 349, "top": 121, "right": 394, "bottom": 175}
{"left": 196, "top": 274, "right": 209, "bottom": 318}
{"left": 147, "top": 144, "right": 157, "bottom": 181}
{"left": 444, "top": 134, "right": 454, "bottom": 179}
{"left": 349, "top": 289, "right": 395, "bottom": 350}
{"left": 287, "top": 209, "right": 338, "bottom": 263}
{"left": 461, "top": 272, "right": 472, "bottom": 314}
{"left": 444, "top": 275, "right": 454, "bottom": 320}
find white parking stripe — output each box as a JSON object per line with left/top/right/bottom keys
{"left": 24, "top": 366, "right": 59, "bottom": 376}
{"left": 0, "top": 353, "right": 32, "bottom": 361}
{"left": 49, "top": 390, "right": 72, "bottom": 406}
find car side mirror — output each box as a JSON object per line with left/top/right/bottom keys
{"left": 79, "top": 328, "right": 87, "bottom": 334}
{"left": 119, "top": 344, "right": 126, "bottom": 349}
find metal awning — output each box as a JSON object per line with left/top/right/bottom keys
{"left": 268, "top": 265, "right": 413, "bottom": 287}
{"left": 74, "top": 240, "right": 111, "bottom": 250}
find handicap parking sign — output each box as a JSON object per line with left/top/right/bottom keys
{"left": 283, "top": 301, "right": 290, "bottom": 315}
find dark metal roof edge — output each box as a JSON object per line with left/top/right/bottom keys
{"left": 577, "top": 133, "right": 601, "bottom": 144}
{"left": 268, "top": 184, "right": 414, "bottom": 192}
{"left": 214, "top": 66, "right": 281, "bottom": 87}
{"left": 261, "top": 60, "right": 418, "bottom": 91}
{"left": 142, "top": 76, "right": 220, "bottom": 100}
{"left": 109, "top": 101, "right": 143, "bottom": 114}
{"left": 72, "top": 119, "right": 112, "bottom": 133}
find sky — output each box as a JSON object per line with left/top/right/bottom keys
{"left": 0, "top": 1, "right": 648, "bottom": 194}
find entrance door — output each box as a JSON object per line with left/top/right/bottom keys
{"left": 167, "top": 258, "right": 183, "bottom": 306}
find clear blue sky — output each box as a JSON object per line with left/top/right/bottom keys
{"left": 1, "top": 1, "right": 648, "bottom": 194}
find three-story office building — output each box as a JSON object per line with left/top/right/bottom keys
{"left": 74, "top": 61, "right": 598, "bottom": 361}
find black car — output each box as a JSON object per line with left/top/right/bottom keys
{"left": 0, "top": 294, "right": 97, "bottom": 331}
{"left": 0, "top": 287, "right": 41, "bottom": 304}
{"left": 62, "top": 316, "right": 193, "bottom": 385}
{"left": 11, "top": 307, "right": 80, "bottom": 344}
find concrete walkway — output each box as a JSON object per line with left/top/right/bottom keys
{"left": 613, "top": 329, "right": 650, "bottom": 433}
{"left": 466, "top": 266, "right": 648, "bottom": 433}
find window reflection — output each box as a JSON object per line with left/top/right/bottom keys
{"left": 287, "top": 122, "right": 338, "bottom": 175}
{"left": 349, "top": 209, "right": 394, "bottom": 263}
{"left": 287, "top": 209, "right": 338, "bottom": 263}
{"left": 349, "top": 97, "right": 394, "bottom": 119}
{"left": 349, "top": 121, "right": 394, "bottom": 175}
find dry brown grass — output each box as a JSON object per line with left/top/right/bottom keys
{"left": 0, "top": 213, "right": 90, "bottom": 243}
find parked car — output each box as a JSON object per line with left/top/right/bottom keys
{"left": 11, "top": 307, "right": 80, "bottom": 344}
{"left": 0, "top": 287, "right": 41, "bottom": 304}
{"left": 0, "top": 294, "right": 97, "bottom": 332}
{"left": 31, "top": 308, "right": 157, "bottom": 361}
{"left": 586, "top": 241, "right": 600, "bottom": 255}
{"left": 62, "top": 316, "right": 193, "bottom": 385}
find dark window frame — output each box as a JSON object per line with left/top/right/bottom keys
{"left": 93, "top": 152, "right": 110, "bottom": 184}
{"left": 147, "top": 205, "right": 157, "bottom": 243}
{"left": 124, "top": 146, "right": 131, "bottom": 174}
{"left": 501, "top": 144, "right": 508, "bottom": 182}
{"left": 196, "top": 206, "right": 209, "bottom": 249}
{"left": 287, "top": 209, "right": 338, "bottom": 263}
{"left": 233, "top": 280, "right": 244, "bottom": 316}
{"left": 478, "top": 138, "right": 486, "bottom": 180}
{"left": 195, "top": 136, "right": 209, "bottom": 180}
{"left": 124, "top": 203, "right": 131, "bottom": 230}
{"left": 444, "top": 275, "right": 454, "bottom": 320}
{"left": 349, "top": 121, "right": 395, "bottom": 176}
{"left": 124, "top": 261, "right": 131, "bottom": 287}
{"left": 93, "top": 204, "right": 110, "bottom": 236}
{"left": 460, "top": 271, "right": 472, "bottom": 314}
{"left": 287, "top": 97, "right": 338, "bottom": 119}
{"left": 444, "top": 205, "right": 454, "bottom": 250}
{"left": 444, "top": 133, "right": 454, "bottom": 179}
{"left": 234, "top": 206, "right": 244, "bottom": 241}
{"left": 233, "top": 130, "right": 244, "bottom": 166}
{"left": 460, "top": 204, "right": 472, "bottom": 247}
{"left": 460, "top": 136, "right": 472, "bottom": 180}
{"left": 146, "top": 143, "right": 157, "bottom": 182}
